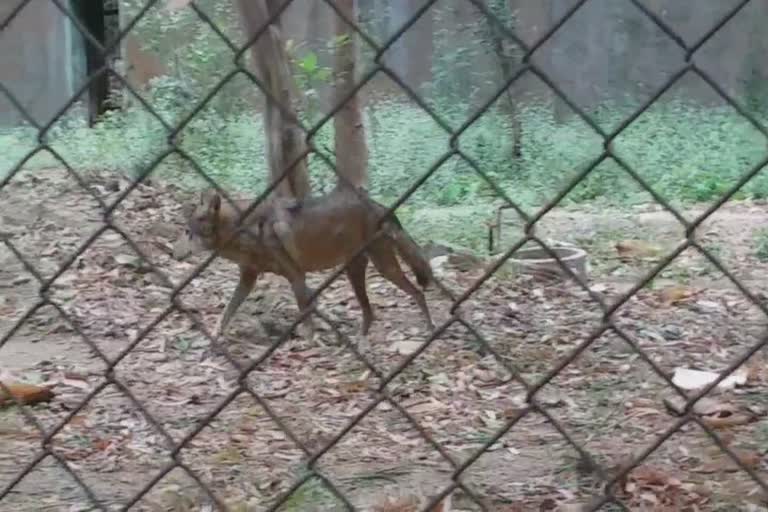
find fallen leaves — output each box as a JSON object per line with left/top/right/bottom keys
{"left": 371, "top": 493, "right": 450, "bottom": 512}
{"left": 4, "top": 168, "right": 768, "bottom": 510}
{"left": 694, "top": 448, "right": 763, "bottom": 474}
{"left": 665, "top": 366, "right": 763, "bottom": 430}
{"left": 700, "top": 408, "right": 759, "bottom": 429}
{"left": 390, "top": 340, "right": 423, "bottom": 356}
{"left": 615, "top": 239, "right": 663, "bottom": 262}
{"left": 56, "top": 431, "right": 133, "bottom": 462}
{"left": 664, "top": 396, "right": 761, "bottom": 428}
{"left": 213, "top": 445, "right": 245, "bottom": 465}
{"left": 403, "top": 398, "right": 446, "bottom": 415}
{"left": 659, "top": 285, "right": 703, "bottom": 306}
{"left": 619, "top": 464, "right": 710, "bottom": 510}
{"left": 0, "top": 381, "right": 55, "bottom": 407}
{"left": 672, "top": 367, "right": 749, "bottom": 392}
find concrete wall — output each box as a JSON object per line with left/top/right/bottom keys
{"left": 0, "top": 0, "right": 86, "bottom": 127}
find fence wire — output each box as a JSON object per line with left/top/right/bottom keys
{"left": 1, "top": 0, "right": 767, "bottom": 511}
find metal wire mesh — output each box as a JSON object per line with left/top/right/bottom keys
{"left": 1, "top": 0, "right": 767, "bottom": 510}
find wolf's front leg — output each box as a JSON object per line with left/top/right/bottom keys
{"left": 285, "top": 273, "right": 317, "bottom": 343}
{"left": 214, "top": 266, "right": 258, "bottom": 340}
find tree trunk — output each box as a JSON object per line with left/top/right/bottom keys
{"left": 333, "top": 0, "right": 369, "bottom": 189}
{"left": 236, "top": 0, "right": 311, "bottom": 201}
{"left": 73, "top": 0, "right": 109, "bottom": 126}
{"left": 486, "top": 0, "right": 522, "bottom": 157}
{"left": 408, "top": 4, "right": 433, "bottom": 90}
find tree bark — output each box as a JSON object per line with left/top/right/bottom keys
{"left": 333, "top": 0, "right": 369, "bottom": 189}
{"left": 236, "top": 0, "right": 311, "bottom": 201}
{"left": 408, "top": 4, "right": 433, "bottom": 90}
{"left": 485, "top": 0, "right": 522, "bottom": 158}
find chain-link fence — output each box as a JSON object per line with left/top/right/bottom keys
{"left": 2, "top": 0, "right": 768, "bottom": 510}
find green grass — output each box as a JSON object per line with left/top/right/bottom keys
{"left": 2, "top": 98, "right": 767, "bottom": 252}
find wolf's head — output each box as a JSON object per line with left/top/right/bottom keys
{"left": 172, "top": 189, "right": 223, "bottom": 260}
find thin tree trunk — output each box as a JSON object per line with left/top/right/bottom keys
{"left": 236, "top": 0, "right": 311, "bottom": 201}
{"left": 333, "top": 0, "right": 369, "bottom": 189}
{"left": 487, "top": 1, "right": 522, "bottom": 158}
{"left": 408, "top": 5, "right": 433, "bottom": 90}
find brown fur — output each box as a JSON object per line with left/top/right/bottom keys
{"left": 174, "top": 187, "right": 434, "bottom": 341}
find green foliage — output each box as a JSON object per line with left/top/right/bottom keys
{"left": 286, "top": 33, "right": 357, "bottom": 124}
{"left": 285, "top": 41, "right": 334, "bottom": 122}
{"left": 121, "top": 0, "right": 247, "bottom": 115}
{"left": 428, "top": 5, "right": 491, "bottom": 115}
{"left": 398, "top": 204, "right": 495, "bottom": 253}
{"left": 426, "top": 1, "right": 520, "bottom": 119}
{"left": 2, "top": 98, "right": 768, "bottom": 252}
{"left": 5, "top": 0, "right": 766, "bottom": 259}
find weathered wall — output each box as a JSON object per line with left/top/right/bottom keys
{"left": 4, "top": 0, "right": 766, "bottom": 128}
{"left": 0, "top": 0, "right": 86, "bottom": 126}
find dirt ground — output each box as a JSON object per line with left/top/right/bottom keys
{"left": 1, "top": 167, "right": 768, "bottom": 511}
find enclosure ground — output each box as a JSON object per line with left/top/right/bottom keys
{"left": 1, "top": 168, "right": 767, "bottom": 511}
